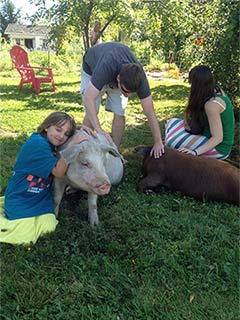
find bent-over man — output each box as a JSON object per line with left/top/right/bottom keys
{"left": 80, "top": 42, "right": 164, "bottom": 158}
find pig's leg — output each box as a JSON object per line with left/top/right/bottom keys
{"left": 53, "top": 178, "right": 66, "bottom": 217}
{"left": 137, "top": 174, "right": 164, "bottom": 193}
{"left": 88, "top": 193, "right": 99, "bottom": 226}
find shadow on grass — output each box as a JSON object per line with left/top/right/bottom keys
{"left": 0, "top": 83, "right": 37, "bottom": 101}
{"left": 54, "top": 80, "right": 80, "bottom": 87}
{"left": 150, "top": 82, "right": 189, "bottom": 101}
{"left": 0, "top": 82, "right": 83, "bottom": 112}
{"left": 1, "top": 78, "right": 238, "bottom": 195}
{"left": 1, "top": 77, "right": 238, "bottom": 320}
{"left": 0, "top": 133, "right": 29, "bottom": 193}
{"left": 126, "top": 82, "right": 189, "bottom": 105}
{"left": 0, "top": 80, "right": 188, "bottom": 112}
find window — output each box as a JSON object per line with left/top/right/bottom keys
{"left": 42, "top": 39, "right": 48, "bottom": 49}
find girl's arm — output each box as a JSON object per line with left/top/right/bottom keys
{"left": 52, "top": 135, "right": 89, "bottom": 178}
{"left": 52, "top": 157, "right": 68, "bottom": 178}
{"left": 179, "top": 101, "right": 223, "bottom": 156}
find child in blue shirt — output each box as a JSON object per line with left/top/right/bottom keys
{"left": 0, "top": 111, "right": 91, "bottom": 245}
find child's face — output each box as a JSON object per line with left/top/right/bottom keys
{"left": 45, "top": 121, "right": 72, "bottom": 147}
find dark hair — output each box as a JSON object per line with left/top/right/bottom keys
{"left": 185, "top": 65, "right": 216, "bottom": 133}
{"left": 119, "top": 63, "right": 145, "bottom": 92}
{"left": 37, "top": 111, "right": 76, "bottom": 137}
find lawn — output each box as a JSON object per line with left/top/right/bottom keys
{"left": 0, "top": 72, "right": 239, "bottom": 320}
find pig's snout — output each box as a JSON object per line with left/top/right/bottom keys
{"left": 97, "top": 183, "right": 111, "bottom": 195}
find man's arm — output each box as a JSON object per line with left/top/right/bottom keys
{"left": 141, "top": 95, "right": 164, "bottom": 158}
{"left": 82, "top": 81, "right": 114, "bottom": 143}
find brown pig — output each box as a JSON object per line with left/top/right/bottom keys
{"left": 137, "top": 146, "right": 240, "bottom": 206}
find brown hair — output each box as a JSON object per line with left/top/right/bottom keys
{"left": 37, "top": 111, "right": 76, "bottom": 137}
{"left": 185, "top": 65, "right": 216, "bottom": 133}
{"left": 119, "top": 63, "right": 145, "bottom": 92}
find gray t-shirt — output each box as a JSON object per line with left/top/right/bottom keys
{"left": 82, "top": 42, "right": 151, "bottom": 99}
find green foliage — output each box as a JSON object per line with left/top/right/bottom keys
{"left": 25, "top": 0, "right": 238, "bottom": 103}
{"left": 0, "top": 0, "right": 21, "bottom": 36}
{"left": 144, "top": 55, "right": 165, "bottom": 71}
{"left": 35, "top": 0, "right": 136, "bottom": 52}
{"left": 176, "top": 0, "right": 239, "bottom": 104}
{"left": 128, "top": 0, "right": 239, "bottom": 104}
{"left": 0, "top": 70, "right": 239, "bottom": 319}
{"left": 0, "top": 44, "right": 82, "bottom": 75}
{"left": 0, "top": 40, "right": 12, "bottom": 71}
{"left": 203, "top": 0, "right": 239, "bottom": 103}
{"left": 129, "top": 40, "right": 152, "bottom": 65}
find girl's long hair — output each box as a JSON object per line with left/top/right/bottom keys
{"left": 37, "top": 111, "right": 76, "bottom": 137}
{"left": 185, "top": 65, "right": 216, "bottom": 133}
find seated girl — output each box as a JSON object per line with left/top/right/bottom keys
{"left": 165, "top": 65, "right": 235, "bottom": 159}
{"left": 0, "top": 111, "right": 93, "bottom": 245}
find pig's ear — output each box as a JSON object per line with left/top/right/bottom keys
{"left": 59, "top": 144, "right": 83, "bottom": 164}
{"left": 135, "top": 145, "right": 152, "bottom": 156}
{"left": 100, "top": 144, "right": 125, "bottom": 163}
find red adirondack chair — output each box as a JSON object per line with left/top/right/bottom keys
{"left": 10, "top": 45, "right": 56, "bottom": 94}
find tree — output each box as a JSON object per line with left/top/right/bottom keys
{"left": 0, "top": 0, "right": 21, "bottom": 38}
{"left": 172, "top": 0, "right": 239, "bottom": 104}
{"left": 31, "top": 0, "right": 136, "bottom": 53}
{"left": 203, "top": 0, "right": 239, "bottom": 104}
{"left": 30, "top": 0, "right": 238, "bottom": 102}
{"left": 137, "top": 0, "right": 239, "bottom": 104}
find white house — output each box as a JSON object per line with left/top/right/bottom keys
{"left": 5, "top": 23, "right": 49, "bottom": 50}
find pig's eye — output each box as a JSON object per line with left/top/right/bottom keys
{"left": 81, "top": 160, "right": 90, "bottom": 167}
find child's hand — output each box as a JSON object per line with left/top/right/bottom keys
{"left": 81, "top": 125, "right": 97, "bottom": 138}
{"left": 178, "top": 147, "right": 196, "bottom": 156}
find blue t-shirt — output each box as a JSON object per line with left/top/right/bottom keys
{"left": 4, "top": 133, "right": 58, "bottom": 220}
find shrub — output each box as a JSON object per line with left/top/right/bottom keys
{"left": 0, "top": 41, "right": 84, "bottom": 76}
{"left": 167, "top": 68, "right": 180, "bottom": 78}
{"left": 129, "top": 41, "right": 152, "bottom": 66}
{"left": 178, "top": 0, "right": 239, "bottom": 106}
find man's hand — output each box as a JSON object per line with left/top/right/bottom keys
{"left": 97, "top": 129, "right": 115, "bottom": 145}
{"left": 81, "top": 125, "right": 97, "bottom": 138}
{"left": 150, "top": 141, "right": 165, "bottom": 158}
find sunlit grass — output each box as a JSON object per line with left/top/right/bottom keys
{"left": 0, "top": 71, "right": 238, "bottom": 320}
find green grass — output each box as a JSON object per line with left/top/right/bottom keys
{"left": 0, "top": 71, "right": 239, "bottom": 320}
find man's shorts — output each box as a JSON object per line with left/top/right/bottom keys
{"left": 80, "top": 68, "right": 128, "bottom": 116}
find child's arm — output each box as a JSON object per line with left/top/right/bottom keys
{"left": 52, "top": 157, "right": 68, "bottom": 178}
{"left": 52, "top": 135, "right": 89, "bottom": 178}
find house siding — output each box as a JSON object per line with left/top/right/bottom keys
{"left": 5, "top": 24, "right": 49, "bottom": 50}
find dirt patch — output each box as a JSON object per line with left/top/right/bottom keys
{"left": 146, "top": 71, "right": 166, "bottom": 81}
{"left": 146, "top": 70, "right": 187, "bottom": 81}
